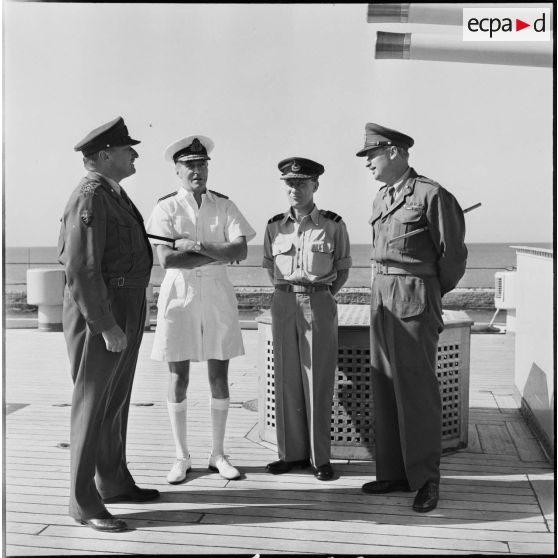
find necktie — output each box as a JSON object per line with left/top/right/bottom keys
{"left": 388, "top": 186, "right": 395, "bottom": 205}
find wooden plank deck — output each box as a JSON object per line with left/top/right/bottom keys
{"left": 4, "top": 327, "right": 555, "bottom": 555}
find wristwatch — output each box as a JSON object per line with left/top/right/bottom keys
{"left": 192, "top": 241, "right": 203, "bottom": 253}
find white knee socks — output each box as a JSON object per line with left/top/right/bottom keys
{"left": 210, "top": 396, "right": 230, "bottom": 457}
{"left": 167, "top": 399, "right": 189, "bottom": 459}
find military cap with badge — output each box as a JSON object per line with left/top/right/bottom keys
{"left": 164, "top": 135, "right": 214, "bottom": 163}
{"left": 277, "top": 157, "right": 325, "bottom": 180}
{"left": 74, "top": 116, "right": 140, "bottom": 157}
{"left": 355, "top": 122, "right": 414, "bottom": 157}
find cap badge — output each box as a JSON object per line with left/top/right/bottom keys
{"left": 291, "top": 161, "right": 301, "bottom": 172}
{"left": 190, "top": 138, "right": 203, "bottom": 153}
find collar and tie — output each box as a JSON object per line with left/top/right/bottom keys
{"left": 387, "top": 186, "right": 396, "bottom": 205}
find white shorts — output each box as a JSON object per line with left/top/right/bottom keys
{"left": 151, "top": 265, "right": 244, "bottom": 362}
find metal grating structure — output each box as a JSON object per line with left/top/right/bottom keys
{"left": 257, "top": 305, "right": 472, "bottom": 460}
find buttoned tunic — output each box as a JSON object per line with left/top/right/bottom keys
{"left": 147, "top": 187, "right": 256, "bottom": 362}
{"left": 263, "top": 206, "right": 351, "bottom": 467}
{"left": 368, "top": 167, "right": 467, "bottom": 490}
{"left": 263, "top": 206, "right": 352, "bottom": 285}
{"left": 58, "top": 172, "right": 152, "bottom": 521}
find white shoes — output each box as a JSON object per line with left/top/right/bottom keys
{"left": 167, "top": 456, "right": 192, "bottom": 484}
{"left": 208, "top": 454, "right": 241, "bottom": 480}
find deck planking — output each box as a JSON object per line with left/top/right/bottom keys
{"left": 4, "top": 328, "right": 555, "bottom": 555}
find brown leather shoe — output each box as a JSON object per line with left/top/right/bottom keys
{"left": 77, "top": 514, "right": 129, "bottom": 532}
{"left": 412, "top": 481, "right": 439, "bottom": 512}
{"left": 361, "top": 479, "right": 411, "bottom": 494}
{"left": 102, "top": 485, "right": 160, "bottom": 504}
{"left": 313, "top": 463, "right": 334, "bottom": 481}
{"left": 266, "top": 459, "right": 311, "bottom": 475}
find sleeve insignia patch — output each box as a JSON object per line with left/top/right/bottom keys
{"left": 80, "top": 210, "right": 94, "bottom": 225}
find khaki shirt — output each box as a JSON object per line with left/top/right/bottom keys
{"left": 58, "top": 172, "right": 153, "bottom": 334}
{"left": 263, "top": 205, "right": 352, "bottom": 285}
{"left": 369, "top": 168, "right": 467, "bottom": 295}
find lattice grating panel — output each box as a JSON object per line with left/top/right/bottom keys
{"left": 437, "top": 343, "right": 461, "bottom": 439}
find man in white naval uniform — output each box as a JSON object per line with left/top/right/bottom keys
{"left": 146, "top": 135, "right": 256, "bottom": 484}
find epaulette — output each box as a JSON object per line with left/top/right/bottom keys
{"left": 415, "top": 175, "right": 440, "bottom": 188}
{"left": 210, "top": 189, "right": 229, "bottom": 199}
{"left": 268, "top": 213, "right": 284, "bottom": 224}
{"left": 320, "top": 209, "right": 342, "bottom": 223}
{"left": 157, "top": 191, "right": 177, "bottom": 203}
{"left": 80, "top": 180, "right": 101, "bottom": 195}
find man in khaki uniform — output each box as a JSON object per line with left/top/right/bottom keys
{"left": 263, "top": 157, "right": 351, "bottom": 481}
{"left": 356, "top": 123, "right": 467, "bottom": 512}
{"left": 59, "top": 117, "right": 158, "bottom": 533}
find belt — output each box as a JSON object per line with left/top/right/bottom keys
{"left": 107, "top": 276, "right": 149, "bottom": 288}
{"left": 372, "top": 261, "right": 437, "bottom": 276}
{"left": 275, "top": 283, "right": 330, "bottom": 294}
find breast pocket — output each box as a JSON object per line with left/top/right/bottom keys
{"left": 395, "top": 207, "right": 424, "bottom": 225}
{"left": 272, "top": 238, "right": 295, "bottom": 278}
{"left": 307, "top": 240, "right": 334, "bottom": 277}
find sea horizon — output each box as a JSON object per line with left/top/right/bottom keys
{"left": 5, "top": 241, "right": 553, "bottom": 291}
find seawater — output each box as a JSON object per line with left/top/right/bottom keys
{"left": 5, "top": 242, "right": 553, "bottom": 290}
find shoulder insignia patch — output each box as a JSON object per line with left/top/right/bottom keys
{"left": 268, "top": 213, "right": 284, "bottom": 224}
{"left": 320, "top": 209, "right": 342, "bottom": 223}
{"left": 80, "top": 210, "right": 94, "bottom": 226}
{"left": 158, "top": 191, "right": 177, "bottom": 203}
{"left": 80, "top": 181, "right": 100, "bottom": 195}
{"left": 209, "top": 189, "right": 229, "bottom": 199}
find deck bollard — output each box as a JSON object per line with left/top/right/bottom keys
{"left": 26, "top": 269, "right": 66, "bottom": 332}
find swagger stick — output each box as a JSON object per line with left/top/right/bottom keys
{"left": 388, "top": 202, "right": 482, "bottom": 243}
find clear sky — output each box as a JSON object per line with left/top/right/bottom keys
{"left": 4, "top": 2, "right": 554, "bottom": 246}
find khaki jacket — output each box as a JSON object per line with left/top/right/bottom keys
{"left": 58, "top": 173, "right": 152, "bottom": 334}
{"left": 369, "top": 168, "right": 467, "bottom": 295}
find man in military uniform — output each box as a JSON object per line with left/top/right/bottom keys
{"left": 146, "top": 135, "right": 256, "bottom": 485}
{"left": 356, "top": 123, "right": 467, "bottom": 512}
{"left": 58, "top": 116, "right": 158, "bottom": 532}
{"left": 263, "top": 157, "right": 352, "bottom": 481}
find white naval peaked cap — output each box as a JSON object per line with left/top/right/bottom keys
{"left": 164, "top": 135, "right": 214, "bottom": 162}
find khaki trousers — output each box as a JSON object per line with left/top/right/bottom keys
{"left": 271, "top": 288, "right": 338, "bottom": 467}
{"left": 370, "top": 274, "right": 443, "bottom": 490}
{"left": 63, "top": 287, "right": 146, "bottom": 520}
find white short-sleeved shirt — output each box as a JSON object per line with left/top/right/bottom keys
{"left": 146, "top": 187, "right": 256, "bottom": 362}
{"left": 146, "top": 187, "right": 256, "bottom": 254}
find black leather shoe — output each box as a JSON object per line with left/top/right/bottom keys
{"left": 266, "top": 459, "right": 311, "bottom": 475}
{"left": 76, "top": 514, "right": 129, "bottom": 532}
{"left": 102, "top": 485, "right": 160, "bottom": 504}
{"left": 413, "top": 481, "right": 439, "bottom": 513}
{"left": 313, "top": 463, "right": 334, "bottom": 481}
{"left": 361, "top": 479, "right": 411, "bottom": 494}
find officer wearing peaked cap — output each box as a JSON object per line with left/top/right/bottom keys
{"left": 58, "top": 117, "right": 157, "bottom": 533}
{"left": 146, "top": 135, "right": 256, "bottom": 485}
{"left": 356, "top": 123, "right": 467, "bottom": 513}
{"left": 263, "top": 157, "right": 352, "bottom": 481}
